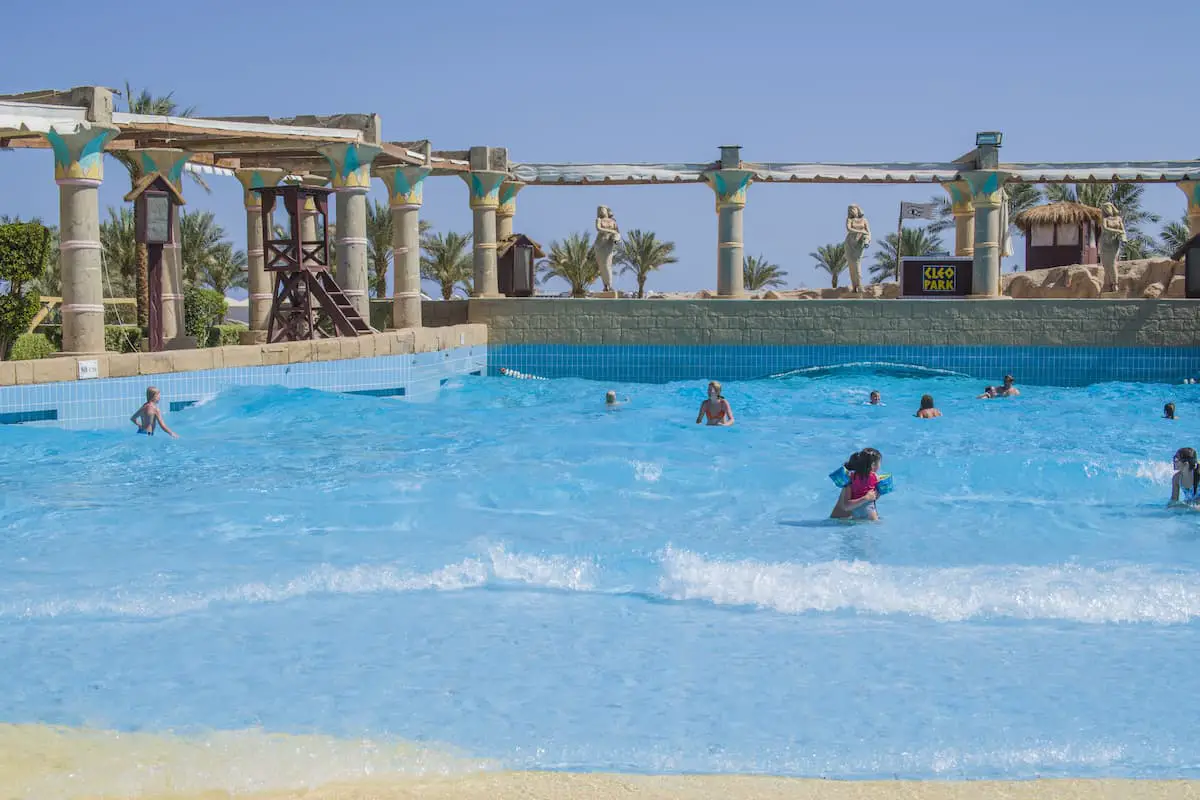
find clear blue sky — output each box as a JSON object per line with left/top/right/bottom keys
{"left": 1, "top": 0, "right": 1197, "bottom": 296}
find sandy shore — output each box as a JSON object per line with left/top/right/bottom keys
{"left": 49, "top": 774, "right": 1200, "bottom": 800}
{"left": 2, "top": 724, "right": 1195, "bottom": 800}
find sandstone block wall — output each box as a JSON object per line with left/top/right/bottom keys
{"left": 468, "top": 299, "right": 1200, "bottom": 348}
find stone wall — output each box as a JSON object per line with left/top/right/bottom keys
{"left": 0, "top": 324, "right": 487, "bottom": 387}
{"left": 468, "top": 299, "right": 1200, "bottom": 348}
{"left": 422, "top": 300, "right": 470, "bottom": 327}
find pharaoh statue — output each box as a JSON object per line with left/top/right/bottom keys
{"left": 844, "top": 204, "right": 871, "bottom": 292}
{"left": 594, "top": 205, "right": 622, "bottom": 293}
{"left": 1098, "top": 201, "right": 1126, "bottom": 292}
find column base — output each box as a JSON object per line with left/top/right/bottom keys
{"left": 240, "top": 330, "right": 268, "bottom": 345}
{"left": 589, "top": 290, "right": 620, "bottom": 299}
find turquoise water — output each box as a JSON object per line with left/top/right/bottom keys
{"left": 3, "top": 367, "right": 1200, "bottom": 779}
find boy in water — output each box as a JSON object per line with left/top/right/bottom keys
{"left": 130, "top": 386, "right": 178, "bottom": 438}
{"left": 1165, "top": 402, "right": 1177, "bottom": 420}
{"left": 605, "top": 390, "right": 629, "bottom": 408}
{"left": 996, "top": 375, "right": 1020, "bottom": 397}
{"left": 868, "top": 391, "right": 882, "bottom": 405}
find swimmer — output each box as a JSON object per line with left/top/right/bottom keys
{"left": 995, "top": 375, "right": 1020, "bottom": 397}
{"left": 915, "top": 394, "right": 942, "bottom": 419}
{"left": 696, "top": 380, "right": 734, "bottom": 426}
{"left": 1165, "top": 402, "right": 1176, "bottom": 420}
{"left": 868, "top": 390, "right": 882, "bottom": 405}
{"left": 977, "top": 386, "right": 998, "bottom": 399}
{"left": 605, "top": 390, "right": 629, "bottom": 408}
{"left": 130, "top": 386, "right": 178, "bottom": 438}
{"left": 1170, "top": 447, "right": 1200, "bottom": 507}
{"left": 830, "top": 447, "right": 882, "bottom": 521}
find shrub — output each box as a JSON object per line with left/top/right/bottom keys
{"left": 105, "top": 325, "right": 142, "bottom": 354}
{"left": 184, "top": 286, "right": 228, "bottom": 346}
{"left": 0, "top": 220, "right": 51, "bottom": 358}
{"left": 8, "top": 332, "right": 56, "bottom": 360}
{"left": 34, "top": 324, "right": 63, "bottom": 350}
{"left": 206, "top": 324, "right": 245, "bottom": 348}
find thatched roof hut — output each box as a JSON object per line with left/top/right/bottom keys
{"left": 1012, "top": 202, "right": 1102, "bottom": 234}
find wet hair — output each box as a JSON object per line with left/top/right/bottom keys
{"left": 869, "top": 391, "right": 881, "bottom": 401}
{"left": 606, "top": 391, "right": 617, "bottom": 404}
{"left": 919, "top": 394, "right": 935, "bottom": 410}
{"left": 983, "top": 386, "right": 996, "bottom": 396}
{"left": 1003, "top": 375, "right": 1015, "bottom": 385}
{"left": 708, "top": 381, "right": 723, "bottom": 398}
{"left": 1165, "top": 402, "right": 1176, "bottom": 419}
{"left": 146, "top": 386, "right": 159, "bottom": 401}
{"left": 1176, "top": 447, "right": 1199, "bottom": 492}
{"left": 845, "top": 447, "right": 882, "bottom": 477}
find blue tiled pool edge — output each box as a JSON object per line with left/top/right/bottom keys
{"left": 0, "top": 345, "right": 487, "bottom": 429}
{"left": 489, "top": 344, "right": 1200, "bottom": 387}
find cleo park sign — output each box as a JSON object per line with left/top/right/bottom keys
{"left": 900, "top": 256, "right": 974, "bottom": 298}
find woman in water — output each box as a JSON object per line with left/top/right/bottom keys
{"left": 915, "top": 394, "right": 942, "bottom": 419}
{"left": 696, "top": 381, "right": 734, "bottom": 426}
{"left": 830, "top": 448, "right": 882, "bottom": 521}
{"left": 1170, "top": 447, "right": 1200, "bottom": 507}
{"left": 1164, "top": 402, "right": 1176, "bottom": 420}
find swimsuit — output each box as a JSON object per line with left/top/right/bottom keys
{"left": 703, "top": 398, "right": 729, "bottom": 424}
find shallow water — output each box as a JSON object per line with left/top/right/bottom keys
{"left": 3, "top": 368, "right": 1200, "bottom": 785}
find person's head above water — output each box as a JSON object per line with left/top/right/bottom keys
{"left": 1165, "top": 402, "right": 1176, "bottom": 419}
{"left": 981, "top": 386, "right": 997, "bottom": 398}
{"left": 869, "top": 391, "right": 881, "bottom": 405}
{"left": 146, "top": 386, "right": 160, "bottom": 402}
{"left": 1175, "top": 447, "right": 1198, "bottom": 473}
{"left": 707, "top": 381, "right": 723, "bottom": 399}
{"left": 606, "top": 391, "right": 617, "bottom": 405}
{"left": 1003, "top": 375, "right": 1015, "bottom": 387}
{"left": 845, "top": 447, "right": 882, "bottom": 476}
{"left": 919, "top": 394, "right": 935, "bottom": 410}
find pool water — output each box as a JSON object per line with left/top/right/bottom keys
{"left": 3, "top": 367, "right": 1200, "bottom": 785}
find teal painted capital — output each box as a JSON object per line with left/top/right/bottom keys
{"left": 461, "top": 170, "right": 506, "bottom": 209}
{"left": 705, "top": 169, "right": 754, "bottom": 209}
{"left": 45, "top": 124, "right": 119, "bottom": 182}
{"left": 134, "top": 148, "right": 192, "bottom": 189}
{"left": 379, "top": 166, "right": 431, "bottom": 207}
{"left": 963, "top": 170, "right": 1011, "bottom": 206}
{"left": 235, "top": 167, "right": 286, "bottom": 207}
{"left": 1179, "top": 180, "right": 1200, "bottom": 212}
{"left": 318, "top": 142, "right": 382, "bottom": 190}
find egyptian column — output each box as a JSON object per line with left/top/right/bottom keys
{"left": 962, "top": 170, "right": 1012, "bottom": 297}
{"left": 130, "top": 148, "right": 197, "bottom": 348}
{"left": 460, "top": 168, "right": 506, "bottom": 297}
{"left": 378, "top": 166, "right": 431, "bottom": 328}
{"left": 497, "top": 181, "right": 525, "bottom": 241}
{"left": 234, "top": 167, "right": 285, "bottom": 344}
{"left": 44, "top": 123, "right": 119, "bottom": 355}
{"left": 703, "top": 147, "right": 753, "bottom": 297}
{"left": 318, "top": 143, "right": 381, "bottom": 320}
{"left": 942, "top": 181, "right": 976, "bottom": 257}
{"left": 1178, "top": 182, "right": 1200, "bottom": 240}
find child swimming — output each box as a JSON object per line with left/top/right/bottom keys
{"left": 696, "top": 381, "right": 734, "bottom": 426}
{"left": 830, "top": 447, "right": 883, "bottom": 521}
{"left": 1170, "top": 447, "right": 1200, "bottom": 507}
{"left": 1164, "top": 402, "right": 1176, "bottom": 420}
{"left": 130, "top": 386, "right": 178, "bottom": 438}
{"left": 915, "top": 394, "right": 942, "bottom": 418}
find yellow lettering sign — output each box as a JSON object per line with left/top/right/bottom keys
{"left": 922, "top": 265, "right": 957, "bottom": 293}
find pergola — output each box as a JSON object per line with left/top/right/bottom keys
{"left": 3, "top": 86, "right": 1200, "bottom": 357}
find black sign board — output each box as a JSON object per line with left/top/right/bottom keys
{"left": 900, "top": 256, "right": 974, "bottom": 298}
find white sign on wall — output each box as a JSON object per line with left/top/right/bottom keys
{"left": 78, "top": 359, "right": 99, "bottom": 380}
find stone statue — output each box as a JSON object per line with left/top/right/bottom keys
{"left": 844, "top": 204, "right": 871, "bottom": 292}
{"left": 594, "top": 206, "right": 621, "bottom": 292}
{"left": 1099, "top": 201, "right": 1126, "bottom": 292}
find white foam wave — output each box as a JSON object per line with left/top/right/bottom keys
{"left": 1124, "top": 459, "right": 1175, "bottom": 485}
{"left": 769, "top": 362, "right": 971, "bottom": 380}
{"left": 6, "top": 546, "right": 592, "bottom": 620}
{"left": 632, "top": 460, "right": 663, "bottom": 483}
{"left": 658, "top": 548, "right": 1200, "bottom": 624}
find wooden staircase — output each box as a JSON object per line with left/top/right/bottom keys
{"left": 313, "top": 271, "right": 373, "bottom": 337}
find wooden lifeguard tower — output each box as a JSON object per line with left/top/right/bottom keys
{"left": 253, "top": 184, "right": 373, "bottom": 342}
{"left": 1011, "top": 202, "right": 1103, "bottom": 270}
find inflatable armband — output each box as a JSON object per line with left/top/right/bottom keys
{"left": 829, "top": 466, "right": 851, "bottom": 487}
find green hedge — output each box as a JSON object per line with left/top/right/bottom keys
{"left": 206, "top": 324, "right": 245, "bottom": 348}
{"left": 369, "top": 299, "right": 393, "bottom": 331}
{"left": 104, "top": 325, "right": 143, "bottom": 353}
{"left": 8, "top": 332, "right": 56, "bottom": 360}
{"left": 184, "top": 286, "right": 228, "bottom": 346}
{"left": 0, "top": 221, "right": 51, "bottom": 288}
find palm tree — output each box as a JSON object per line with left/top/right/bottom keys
{"left": 928, "top": 183, "right": 1042, "bottom": 243}
{"left": 110, "top": 83, "right": 205, "bottom": 327}
{"left": 365, "top": 200, "right": 432, "bottom": 298}
{"left": 870, "top": 227, "right": 944, "bottom": 283}
{"left": 179, "top": 210, "right": 226, "bottom": 286}
{"left": 420, "top": 232, "right": 473, "bottom": 300}
{"left": 1044, "top": 182, "right": 1160, "bottom": 259}
{"left": 743, "top": 254, "right": 787, "bottom": 291}
{"left": 810, "top": 243, "right": 847, "bottom": 289}
{"left": 199, "top": 242, "right": 248, "bottom": 296}
{"left": 99, "top": 206, "right": 138, "bottom": 298}
{"left": 615, "top": 229, "right": 677, "bottom": 298}
{"left": 1157, "top": 216, "right": 1191, "bottom": 257}
{"left": 539, "top": 232, "right": 597, "bottom": 297}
